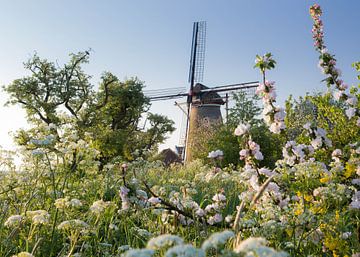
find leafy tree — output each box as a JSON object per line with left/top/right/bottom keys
{"left": 4, "top": 51, "right": 175, "bottom": 166}
{"left": 285, "top": 91, "right": 359, "bottom": 162}
{"left": 192, "top": 91, "right": 283, "bottom": 168}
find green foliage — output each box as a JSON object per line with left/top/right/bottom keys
{"left": 254, "top": 53, "right": 276, "bottom": 73}
{"left": 285, "top": 92, "right": 360, "bottom": 162}
{"left": 192, "top": 91, "right": 283, "bottom": 168}
{"left": 4, "top": 52, "right": 175, "bottom": 164}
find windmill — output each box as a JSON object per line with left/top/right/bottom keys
{"left": 145, "top": 21, "right": 259, "bottom": 163}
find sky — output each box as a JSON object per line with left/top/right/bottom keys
{"left": 0, "top": 0, "right": 359, "bottom": 153}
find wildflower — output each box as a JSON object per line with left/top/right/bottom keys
{"left": 234, "top": 237, "right": 267, "bottom": 253}
{"left": 234, "top": 237, "right": 289, "bottom": 256}
{"left": 195, "top": 208, "right": 205, "bottom": 217}
{"left": 136, "top": 190, "right": 148, "bottom": 201}
{"left": 118, "top": 245, "right": 132, "bottom": 253}
{"left": 207, "top": 150, "right": 223, "bottom": 159}
{"left": 352, "top": 179, "right": 360, "bottom": 186}
{"left": 90, "top": 199, "right": 111, "bottom": 215}
{"left": 109, "top": 223, "right": 119, "bottom": 231}
{"left": 225, "top": 215, "right": 233, "bottom": 223}
{"left": 234, "top": 123, "right": 250, "bottom": 136}
{"left": 121, "top": 249, "right": 154, "bottom": 257}
{"left": 346, "top": 95, "right": 358, "bottom": 106}
{"left": 148, "top": 197, "right": 161, "bottom": 205}
{"left": 165, "top": 244, "right": 205, "bottom": 257}
{"left": 212, "top": 193, "right": 226, "bottom": 202}
{"left": 11, "top": 252, "right": 34, "bottom": 257}
{"left": 68, "top": 198, "right": 82, "bottom": 208}
{"left": 349, "top": 191, "right": 360, "bottom": 210}
{"left": 201, "top": 230, "right": 234, "bottom": 252}
{"left": 58, "top": 219, "right": 89, "bottom": 231}
{"left": 147, "top": 234, "right": 184, "bottom": 250}
{"left": 331, "top": 149, "right": 342, "bottom": 162}
{"left": 254, "top": 151, "right": 264, "bottom": 160}
{"left": 55, "top": 197, "right": 68, "bottom": 209}
{"left": 26, "top": 210, "right": 50, "bottom": 225}
{"left": 341, "top": 232, "right": 352, "bottom": 239}
{"left": 259, "top": 168, "right": 277, "bottom": 177}
{"left": 213, "top": 213, "right": 223, "bottom": 223}
{"left": 4, "top": 215, "right": 23, "bottom": 227}
{"left": 120, "top": 186, "right": 130, "bottom": 198}
{"left": 346, "top": 108, "right": 356, "bottom": 119}
{"left": 32, "top": 149, "right": 44, "bottom": 156}
{"left": 239, "top": 149, "right": 249, "bottom": 160}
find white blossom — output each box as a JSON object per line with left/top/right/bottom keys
{"left": 234, "top": 123, "right": 251, "bottom": 136}
{"left": 4, "top": 215, "right": 23, "bottom": 227}
{"left": 201, "top": 230, "right": 234, "bottom": 251}
{"left": 165, "top": 244, "right": 205, "bottom": 257}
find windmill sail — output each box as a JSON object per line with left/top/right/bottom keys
{"left": 188, "top": 21, "right": 206, "bottom": 86}
{"left": 142, "top": 20, "right": 259, "bottom": 164}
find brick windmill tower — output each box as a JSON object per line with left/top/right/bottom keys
{"left": 147, "top": 21, "right": 258, "bottom": 163}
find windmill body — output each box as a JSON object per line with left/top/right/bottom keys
{"left": 185, "top": 83, "right": 224, "bottom": 162}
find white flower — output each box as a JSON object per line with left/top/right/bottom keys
{"left": 58, "top": 219, "right": 89, "bottom": 231}
{"left": 195, "top": 208, "right": 205, "bottom": 217}
{"left": 239, "top": 149, "right": 249, "bottom": 160}
{"left": 12, "top": 252, "right": 34, "bottom": 257}
{"left": 212, "top": 193, "right": 226, "bottom": 202}
{"left": 90, "top": 200, "right": 111, "bottom": 215}
{"left": 148, "top": 197, "right": 161, "bottom": 205}
{"left": 225, "top": 215, "right": 233, "bottom": 223}
{"left": 332, "top": 149, "right": 342, "bottom": 157}
{"left": 147, "top": 234, "right": 184, "bottom": 250}
{"left": 214, "top": 150, "right": 223, "bottom": 157}
{"left": 254, "top": 151, "right": 264, "bottom": 160}
{"left": 55, "top": 197, "right": 68, "bottom": 209}
{"left": 311, "top": 137, "right": 322, "bottom": 149}
{"left": 121, "top": 249, "right": 154, "bottom": 257}
{"left": 136, "top": 190, "right": 148, "bottom": 200}
{"left": 165, "top": 244, "right": 205, "bottom": 257}
{"left": 341, "top": 232, "right": 352, "bottom": 239}
{"left": 109, "top": 223, "right": 119, "bottom": 231}
{"left": 234, "top": 237, "right": 267, "bottom": 253}
{"left": 259, "top": 168, "right": 276, "bottom": 177}
{"left": 207, "top": 151, "right": 217, "bottom": 158}
{"left": 201, "top": 230, "right": 234, "bottom": 251}
{"left": 349, "top": 191, "right": 360, "bottom": 210}
{"left": 303, "top": 122, "right": 311, "bottom": 130}
{"left": 207, "top": 149, "right": 223, "bottom": 159}
{"left": 269, "top": 122, "right": 284, "bottom": 134}
{"left": 213, "top": 213, "right": 223, "bottom": 223}
{"left": 346, "top": 108, "right": 356, "bottom": 119}
{"left": 234, "top": 123, "right": 251, "bottom": 136}
{"left": 333, "top": 91, "right": 344, "bottom": 100}
{"left": 32, "top": 149, "right": 44, "bottom": 156}
{"left": 346, "top": 95, "right": 358, "bottom": 106}
{"left": 26, "top": 210, "right": 50, "bottom": 225}
{"left": 4, "top": 215, "right": 23, "bottom": 227}
{"left": 68, "top": 198, "right": 82, "bottom": 208}
{"left": 274, "top": 108, "right": 286, "bottom": 121}
{"left": 351, "top": 179, "right": 360, "bottom": 186}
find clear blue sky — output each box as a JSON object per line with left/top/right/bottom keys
{"left": 0, "top": 0, "right": 359, "bottom": 151}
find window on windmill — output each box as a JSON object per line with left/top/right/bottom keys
{"left": 203, "top": 118, "right": 210, "bottom": 127}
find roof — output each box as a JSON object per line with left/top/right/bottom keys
{"left": 192, "top": 83, "right": 225, "bottom": 105}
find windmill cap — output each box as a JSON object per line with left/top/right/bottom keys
{"left": 192, "top": 83, "right": 225, "bottom": 105}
